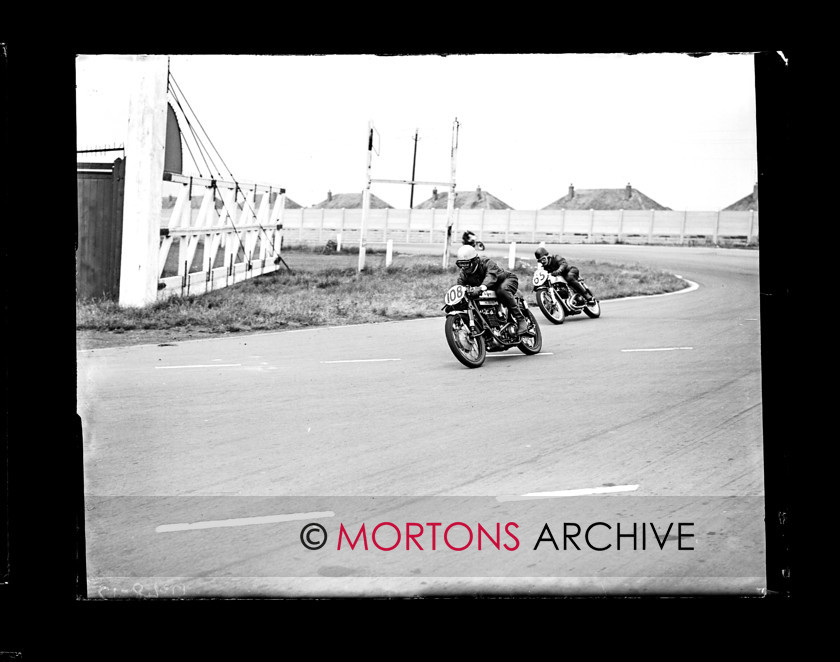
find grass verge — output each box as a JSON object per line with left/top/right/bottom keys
{"left": 77, "top": 250, "right": 687, "bottom": 349}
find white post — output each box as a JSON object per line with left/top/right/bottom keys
{"left": 589, "top": 208, "right": 595, "bottom": 242}
{"left": 748, "top": 209, "right": 756, "bottom": 245}
{"left": 359, "top": 189, "right": 369, "bottom": 272}
{"left": 714, "top": 210, "right": 721, "bottom": 244}
{"left": 680, "top": 210, "right": 688, "bottom": 245}
{"left": 648, "top": 209, "right": 655, "bottom": 243}
{"left": 118, "top": 55, "right": 168, "bottom": 307}
{"left": 618, "top": 208, "right": 624, "bottom": 243}
{"left": 385, "top": 239, "right": 393, "bottom": 267}
{"left": 508, "top": 242, "right": 516, "bottom": 270}
{"left": 336, "top": 232, "right": 342, "bottom": 252}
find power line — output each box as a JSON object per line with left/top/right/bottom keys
{"left": 166, "top": 71, "right": 287, "bottom": 265}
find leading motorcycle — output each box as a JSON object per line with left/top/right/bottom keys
{"left": 532, "top": 267, "right": 601, "bottom": 324}
{"left": 442, "top": 284, "right": 542, "bottom": 368}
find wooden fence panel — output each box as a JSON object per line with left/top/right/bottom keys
{"left": 76, "top": 159, "right": 125, "bottom": 299}
{"left": 684, "top": 211, "right": 718, "bottom": 236}
{"left": 558, "top": 210, "right": 592, "bottom": 234}
{"left": 618, "top": 210, "right": 653, "bottom": 234}
{"left": 651, "top": 211, "right": 686, "bottom": 235}
{"left": 718, "top": 211, "right": 754, "bottom": 237}
{"left": 592, "top": 210, "right": 622, "bottom": 233}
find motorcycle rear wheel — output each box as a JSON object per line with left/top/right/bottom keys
{"left": 445, "top": 314, "right": 486, "bottom": 368}
{"left": 517, "top": 310, "right": 543, "bottom": 355}
{"left": 535, "top": 288, "right": 565, "bottom": 324}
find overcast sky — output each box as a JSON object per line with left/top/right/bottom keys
{"left": 75, "top": 52, "right": 761, "bottom": 211}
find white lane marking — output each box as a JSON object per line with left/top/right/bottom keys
{"left": 286, "top": 317, "right": 438, "bottom": 333}
{"left": 320, "top": 358, "right": 401, "bottom": 364}
{"left": 620, "top": 347, "right": 693, "bottom": 352}
{"left": 155, "top": 364, "right": 242, "bottom": 369}
{"left": 608, "top": 278, "right": 699, "bottom": 302}
{"left": 496, "top": 485, "right": 639, "bottom": 502}
{"left": 155, "top": 510, "right": 335, "bottom": 533}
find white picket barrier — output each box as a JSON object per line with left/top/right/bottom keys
{"left": 277, "top": 208, "right": 758, "bottom": 247}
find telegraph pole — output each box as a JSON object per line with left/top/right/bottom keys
{"left": 442, "top": 118, "right": 459, "bottom": 268}
{"left": 409, "top": 129, "right": 419, "bottom": 208}
{"left": 359, "top": 122, "right": 374, "bottom": 272}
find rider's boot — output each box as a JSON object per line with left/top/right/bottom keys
{"left": 512, "top": 308, "right": 530, "bottom": 335}
{"left": 572, "top": 282, "right": 594, "bottom": 305}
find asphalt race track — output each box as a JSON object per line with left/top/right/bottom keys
{"left": 77, "top": 244, "right": 766, "bottom": 597}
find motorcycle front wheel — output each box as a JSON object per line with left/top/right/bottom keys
{"left": 445, "top": 314, "right": 486, "bottom": 368}
{"left": 535, "top": 288, "right": 565, "bottom": 324}
{"left": 583, "top": 299, "right": 601, "bottom": 318}
{"left": 475, "top": 241, "right": 485, "bottom": 251}
{"left": 517, "top": 310, "right": 543, "bottom": 355}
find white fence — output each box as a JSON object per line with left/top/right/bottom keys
{"left": 154, "top": 179, "right": 757, "bottom": 300}
{"left": 157, "top": 175, "right": 287, "bottom": 299}
{"left": 278, "top": 207, "right": 758, "bottom": 247}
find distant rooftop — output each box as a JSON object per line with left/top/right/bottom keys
{"left": 414, "top": 186, "right": 512, "bottom": 210}
{"left": 311, "top": 191, "right": 394, "bottom": 209}
{"left": 723, "top": 184, "right": 758, "bottom": 211}
{"left": 542, "top": 184, "right": 670, "bottom": 211}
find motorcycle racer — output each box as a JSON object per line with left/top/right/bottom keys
{"left": 534, "top": 246, "right": 595, "bottom": 305}
{"left": 456, "top": 244, "right": 529, "bottom": 335}
{"left": 461, "top": 230, "right": 483, "bottom": 250}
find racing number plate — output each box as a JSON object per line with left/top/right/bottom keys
{"left": 444, "top": 284, "right": 466, "bottom": 306}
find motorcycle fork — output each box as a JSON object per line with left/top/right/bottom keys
{"left": 546, "top": 285, "right": 563, "bottom": 308}
{"left": 466, "top": 306, "right": 483, "bottom": 337}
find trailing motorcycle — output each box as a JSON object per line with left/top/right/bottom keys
{"left": 461, "top": 230, "right": 485, "bottom": 251}
{"left": 532, "top": 267, "right": 601, "bottom": 324}
{"left": 442, "top": 284, "right": 542, "bottom": 368}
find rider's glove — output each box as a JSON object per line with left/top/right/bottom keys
{"left": 467, "top": 286, "right": 483, "bottom": 296}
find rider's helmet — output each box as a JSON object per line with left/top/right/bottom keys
{"left": 456, "top": 244, "right": 480, "bottom": 274}
{"left": 534, "top": 246, "right": 550, "bottom": 268}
